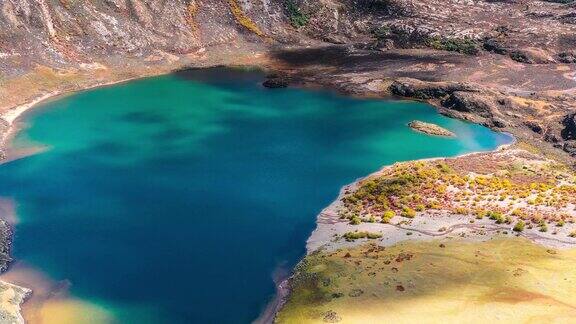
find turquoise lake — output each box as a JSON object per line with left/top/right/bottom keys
{"left": 0, "top": 68, "right": 511, "bottom": 323}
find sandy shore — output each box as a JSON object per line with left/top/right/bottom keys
{"left": 0, "top": 262, "right": 113, "bottom": 324}
{"left": 0, "top": 279, "right": 30, "bottom": 324}
{"left": 254, "top": 266, "right": 292, "bottom": 324}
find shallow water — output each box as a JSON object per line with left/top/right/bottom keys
{"left": 0, "top": 68, "right": 511, "bottom": 323}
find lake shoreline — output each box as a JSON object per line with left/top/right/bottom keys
{"left": 276, "top": 144, "right": 576, "bottom": 322}
{"left": 0, "top": 62, "right": 564, "bottom": 324}
{"left": 0, "top": 64, "right": 518, "bottom": 324}
{"left": 305, "top": 144, "right": 576, "bottom": 254}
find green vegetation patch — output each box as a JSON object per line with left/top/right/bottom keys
{"left": 426, "top": 36, "right": 480, "bottom": 55}
{"left": 285, "top": 1, "right": 309, "bottom": 28}
{"left": 343, "top": 231, "right": 382, "bottom": 241}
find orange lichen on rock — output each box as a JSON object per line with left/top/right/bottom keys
{"left": 186, "top": 1, "right": 199, "bottom": 31}
{"left": 227, "top": 0, "right": 265, "bottom": 37}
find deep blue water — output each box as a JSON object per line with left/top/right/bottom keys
{"left": 0, "top": 68, "right": 511, "bottom": 323}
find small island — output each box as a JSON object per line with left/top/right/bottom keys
{"left": 408, "top": 120, "right": 455, "bottom": 137}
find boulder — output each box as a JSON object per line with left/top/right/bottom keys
{"left": 483, "top": 38, "right": 508, "bottom": 55}
{"left": 558, "top": 51, "right": 576, "bottom": 64}
{"left": 524, "top": 120, "right": 544, "bottom": 134}
{"left": 262, "top": 78, "right": 288, "bottom": 89}
{"left": 563, "top": 142, "right": 576, "bottom": 157}
{"left": 442, "top": 91, "right": 494, "bottom": 118}
{"left": 390, "top": 78, "right": 472, "bottom": 99}
{"left": 561, "top": 112, "right": 576, "bottom": 140}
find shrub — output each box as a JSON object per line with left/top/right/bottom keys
{"left": 372, "top": 26, "right": 391, "bottom": 40}
{"left": 343, "top": 231, "right": 382, "bottom": 241}
{"left": 540, "top": 223, "right": 548, "bottom": 232}
{"left": 475, "top": 210, "right": 487, "bottom": 219}
{"left": 488, "top": 211, "right": 505, "bottom": 224}
{"left": 436, "top": 162, "right": 452, "bottom": 173}
{"left": 513, "top": 220, "right": 526, "bottom": 232}
{"left": 401, "top": 206, "right": 417, "bottom": 218}
{"left": 367, "top": 232, "right": 383, "bottom": 239}
{"left": 426, "top": 200, "right": 441, "bottom": 209}
{"left": 349, "top": 216, "right": 361, "bottom": 225}
{"left": 455, "top": 207, "right": 468, "bottom": 215}
{"left": 286, "top": 0, "right": 309, "bottom": 28}
{"left": 426, "top": 36, "right": 480, "bottom": 55}
{"left": 381, "top": 210, "right": 395, "bottom": 223}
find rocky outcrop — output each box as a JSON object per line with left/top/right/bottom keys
{"left": 0, "top": 280, "right": 30, "bottom": 324}
{"left": 390, "top": 78, "right": 472, "bottom": 100}
{"left": 0, "top": 220, "right": 11, "bottom": 273}
{"left": 558, "top": 51, "right": 576, "bottom": 63}
{"left": 561, "top": 113, "right": 576, "bottom": 156}
{"left": 561, "top": 113, "right": 576, "bottom": 141}
{"left": 263, "top": 75, "right": 289, "bottom": 88}
{"left": 524, "top": 120, "right": 544, "bottom": 134}
{"left": 0, "top": 0, "right": 292, "bottom": 78}
{"left": 408, "top": 120, "right": 455, "bottom": 137}
{"left": 390, "top": 79, "right": 510, "bottom": 128}
{"left": 442, "top": 92, "right": 493, "bottom": 116}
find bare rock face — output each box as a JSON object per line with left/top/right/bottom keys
{"left": 0, "top": 219, "right": 11, "bottom": 273}
{"left": 1, "top": 0, "right": 575, "bottom": 79}
{"left": 561, "top": 113, "right": 576, "bottom": 141}
{"left": 558, "top": 51, "right": 576, "bottom": 63}
{"left": 442, "top": 92, "right": 494, "bottom": 117}
{"left": 524, "top": 120, "right": 544, "bottom": 134}
{"left": 0, "top": 0, "right": 289, "bottom": 77}
{"left": 563, "top": 142, "right": 576, "bottom": 157}
{"left": 390, "top": 78, "right": 472, "bottom": 99}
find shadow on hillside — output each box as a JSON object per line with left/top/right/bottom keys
{"left": 269, "top": 45, "right": 468, "bottom": 82}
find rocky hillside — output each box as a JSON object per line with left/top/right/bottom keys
{"left": 0, "top": 0, "right": 293, "bottom": 75}
{"left": 5, "top": 0, "right": 572, "bottom": 75}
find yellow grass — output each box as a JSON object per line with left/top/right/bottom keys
{"left": 277, "top": 238, "right": 576, "bottom": 323}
